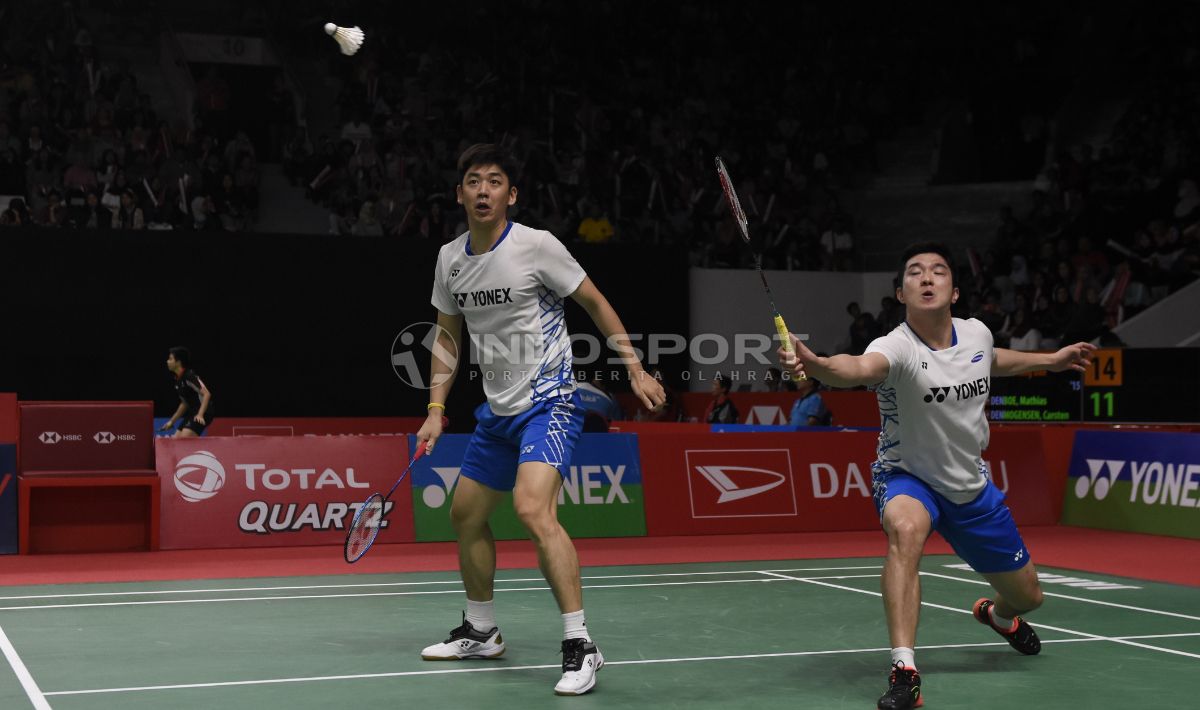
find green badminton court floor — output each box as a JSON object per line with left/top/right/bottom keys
{"left": 1, "top": 555, "right": 1196, "bottom": 709}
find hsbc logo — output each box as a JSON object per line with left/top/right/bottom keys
{"left": 685, "top": 449, "right": 797, "bottom": 518}
{"left": 744, "top": 406, "right": 786, "bottom": 425}
{"left": 94, "top": 431, "right": 137, "bottom": 444}
{"left": 38, "top": 431, "right": 82, "bottom": 444}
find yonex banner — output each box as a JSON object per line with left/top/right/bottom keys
{"left": 639, "top": 429, "right": 1053, "bottom": 536}
{"left": 410, "top": 433, "right": 646, "bottom": 542}
{"left": 155, "top": 436, "right": 413, "bottom": 549}
{"left": 0, "top": 445, "right": 16, "bottom": 554}
{"left": 20, "top": 402, "right": 154, "bottom": 472}
{"left": 1062, "top": 431, "right": 1200, "bottom": 539}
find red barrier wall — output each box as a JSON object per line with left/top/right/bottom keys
{"left": 19, "top": 401, "right": 153, "bottom": 472}
{"left": 0, "top": 393, "right": 16, "bottom": 443}
{"left": 204, "top": 417, "right": 427, "bottom": 437}
{"left": 155, "top": 436, "right": 413, "bottom": 549}
{"left": 639, "top": 429, "right": 1053, "bottom": 536}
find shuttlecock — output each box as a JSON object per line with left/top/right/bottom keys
{"left": 324, "top": 23, "right": 364, "bottom": 56}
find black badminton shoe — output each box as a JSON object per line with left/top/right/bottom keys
{"left": 973, "top": 598, "right": 1041, "bottom": 655}
{"left": 877, "top": 661, "right": 923, "bottom": 709}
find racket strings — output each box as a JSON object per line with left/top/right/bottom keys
{"left": 345, "top": 495, "right": 384, "bottom": 561}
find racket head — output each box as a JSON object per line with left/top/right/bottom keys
{"left": 714, "top": 156, "right": 750, "bottom": 243}
{"left": 344, "top": 492, "right": 385, "bottom": 563}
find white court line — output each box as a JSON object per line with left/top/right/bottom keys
{"left": 760, "top": 571, "right": 1200, "bottom": 661}
{"left": 919, "top": 571, "right": 1200, "bottom": 623}
{"left": 0, "top": 565, "right": 881, "bottom": 602}
{"left": 0, "top": 574, "right": 881, "bottom": 613}
{"left": 0, "top": 624, "right": 52, "bottom": 709}
{"left": 42, "top": 632, "right": 1200, "bottom": 697}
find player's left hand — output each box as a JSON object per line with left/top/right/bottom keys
{"left": 1048, "top": 342, "right": 1096, "bottom": 373}
{"left": 193, "top": 414, "right": 207, "bottom": 425}
{"left": 631, "top": 369, "right": 666, "bottom": 412}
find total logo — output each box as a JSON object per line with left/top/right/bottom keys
{"left": 38, "top": 431, "right": 83, "bottom": 444}
{"left": 174, "top": 451, "right": 228, "bottom": 502}
{"left": 685, "top": 449, "right": 797, "bottom": 518}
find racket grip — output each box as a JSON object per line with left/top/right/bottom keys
{"left": 774, "top": 315, "right": 793, "bottom": 353}
{"left": 774, "top": 314, "right": 807, "bottom": 381}
{"left": 415, "top": 417, "right": 450, "bottom": 460}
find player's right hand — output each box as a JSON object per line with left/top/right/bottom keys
{"left": 417, "top": 413, "right": 445, "bottom": 454}
{"left": 778, "top": 334, "right": 819, "bottom": 380}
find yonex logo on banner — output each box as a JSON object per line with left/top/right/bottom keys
{"left": 685, "top": 449, "right": 797, "bottom": 518}
{"left": 174, "top": 450, "right": 227, "bottom": 503}
{"left": 1074, "top": 459, "right": 1125, "bottom": 500}
{"left": 421, "top": 466, "right": 462, "bottom": 508}
{"left": 39, "top": 431, "right": 61, "bottom": 444}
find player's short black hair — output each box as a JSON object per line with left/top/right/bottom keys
{"left": 898, "top": 241, "right": 956, "bottom": 288}
{"left": 713, "top": 372, "right": 732, "bottom": 392}
{"left": 168, "top": 346, "right": 191, "bottom": 368}
{"left": 457, "top": 143, "right": 519, "bottom": 187}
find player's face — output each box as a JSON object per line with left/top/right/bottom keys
{"left": 898, "top": 253, "right": 958, "bottom": 313}
{"left": 457, "top": 164, "right": 517, "bottom": 228}
{"left": 166, "top": 353, "right": 180, "bottom": 374}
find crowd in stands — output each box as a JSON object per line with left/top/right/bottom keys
{"left": 0, "top": 3, "right": 261, "bottom": 231}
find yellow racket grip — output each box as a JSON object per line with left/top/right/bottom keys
{"left": 774, "top": 314, "right": 807, "bottom": 380}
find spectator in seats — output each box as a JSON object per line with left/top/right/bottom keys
{"left": 340, "top": 111, "right": 373, "bottom": 150}
{"left": 1062, "top": 286, "right": 1106, "bottom": 344}
{"left": 351, "top": 200, "right": 384, "bottom": 236}
{"left": 1003, "top": 308, "right": 1041, "bottom": 351}
{"left": 820, "top": 214, "right": 854, "bottom": 270}
{"left": 577, "top": 202, "right": 614, "bottom": 244}
{"left": 159, "top": 346, "right": 214, "bottom": 438}
{"left": 115, "top": 189, "right": 145, "bottom": 230}
{"left": 0, "top": 148, "right": 26, "bottom": 196}
{"left": 69, "top": 189, "right": 112, "bottom": 230}
{"left": 846, "top": 301, "right": 881, "bottom": 355}
{"left": 421, "top": 198, "right": 453, "bottom": 241}
{"left": 789, "top": 374, "right": 830, "bottom": 427}
{"left": 704, "top": 373, "right": 740, "bottom": 424}
{"left": 36, "top": 189, "right": 67, "bottom": 227}
{"left": 752, "top": 366, "right": 786, "bottom": 392}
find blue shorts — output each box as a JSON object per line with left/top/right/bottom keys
{"left": 871, "top": 468, "right": 1030, "bottom": 574}
{"left": 460, "top": 393, "right": 584, "bottom": 492}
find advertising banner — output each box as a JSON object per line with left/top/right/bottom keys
{"left": 640, "top": 429, "right": 1053, "bottom": 536}
{"left": 156, "top": 436, "right": 413, "bottom": 549}
{"left": 410, "top": 434, "right": 646, "bottom": 541}
{"left": 0, "top": 393, "right": 16, "bottom": 443}
{"left": 203, "top": 417, "right": 427, "bottom": 438}
{"left": 616, "top": 391, "right": 879, "bottom": 428}
{"left": 20, "top": 402, "right": 154, "bottom": 472}
{"left": 1062, "top": 431, "right": 1200, "bottom": 539}
{"left": 0, "top": 445, "right": 15, "bottom": 554}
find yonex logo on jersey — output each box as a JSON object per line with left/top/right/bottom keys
{"left": 450, "top": 268, "right": 461, "bottom": 278}
{"left": 921, "top": 362, "right": 928, "bottom": 370}
{"left": 923, "top": 387, "right": 951, "bottom": 403}
{"left": 454, "top": 288, "right": 514, "bottom": 308}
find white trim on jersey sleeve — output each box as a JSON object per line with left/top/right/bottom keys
{"left": 534, "top": 230, "right": 587, "bottom": 298}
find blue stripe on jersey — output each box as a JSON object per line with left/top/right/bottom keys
{"left": 903, "top": 321, "right": 958, "bottom": 350}
{"left": 529, "top": 285, "right": 573, "bottom": 403}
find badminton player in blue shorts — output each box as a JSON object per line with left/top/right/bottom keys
{"left": 780, "top": 242, "right": 1094, "bottom": 709}
{"left": 416, "top": 144, "right": 665, "bottom": 695}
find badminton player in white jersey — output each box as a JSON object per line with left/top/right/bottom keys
{"left": 780, "top": 242, "right": 1094, "bottom": 710}
{"left": 416, "top": 144, "right": 665, "bottom": 695}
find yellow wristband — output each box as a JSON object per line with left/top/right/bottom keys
{"left": 426, "top": 403, "right": 446, "bottom": 411}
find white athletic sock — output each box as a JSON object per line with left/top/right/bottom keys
{"left": 989, "top": 606, "right": 1017, "bottom": 632}
{"left": 890, "top": 647, "right": 915, "bottom": 669}
{"left": 562, "top": 609, "right": 590, "bottom": 641}
{"left": 466, "top": 599, "right": 496, "bottom": 633}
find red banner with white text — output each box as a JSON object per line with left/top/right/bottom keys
{"left": 617, "top": 391, "right": 879, "bottom": 427}
{"left": 639, "top": 429, "right": 1052, "bottom": 536}
{"left": 155, "top": 436, "right": 413, "bottom": 549}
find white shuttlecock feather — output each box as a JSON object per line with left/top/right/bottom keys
{"left": 324, "top": 23, "right": 364, "bottom": 56}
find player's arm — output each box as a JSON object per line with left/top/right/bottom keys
{"left": 418, "top": 309, "right": 463, "bottom": 452}
{"left": 993, "top": 342, "right": 1095, "bottom": 377}
{"left": 195, "top": 380, "right": 212, "bottom": 424}
{"left": 779, "top": 334, "right": 890, "bottom": 388}
{"left": 160, "top": 402, "right": 187, "bottom": 430}
{"left": 569, "top": 277, "right": 666, "bottom": 411}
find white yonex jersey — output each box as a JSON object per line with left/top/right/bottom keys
{"left": 431, "top": 221, "right": 586, "bottom": 416}
{"left": 865, "top": 318, "right": 995, "bottom": 503}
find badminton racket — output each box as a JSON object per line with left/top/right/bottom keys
{"left": 344, "top": 419, "right": 446, "bottom": 563}
{"left": 715, "top": 156, "right": 804, "bottom": 375}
